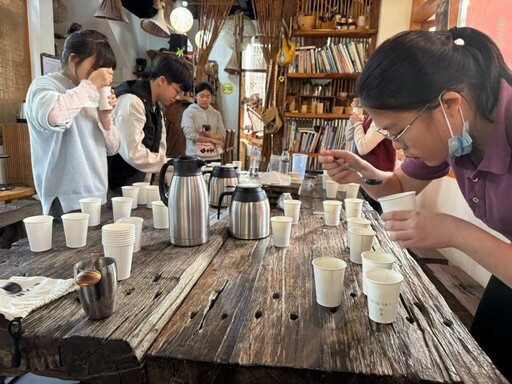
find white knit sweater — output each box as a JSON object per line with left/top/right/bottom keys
{"left": 25, "top": 72, "right": 119, "bottom": 215}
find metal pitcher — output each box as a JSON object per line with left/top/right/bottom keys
{"left": 159, "top": 156, "right": 209, "bottom": 246}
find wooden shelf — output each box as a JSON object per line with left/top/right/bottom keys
{"left": 284, "top": 112, "right": 350, "bottom": 120}
{"left": 292, "top": 29, "right": 378, "bottom": 38}
{"left": 287, "top": 73, "right": 359, "bottom": 79}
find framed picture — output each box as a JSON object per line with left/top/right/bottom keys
{"left": 40, "top": 53, "right": 61, "bottom": 75}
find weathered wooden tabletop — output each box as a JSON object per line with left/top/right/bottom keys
{"left": 0, "top": 206, "right": 228, "bottom": 383}
{"left": 0, "top": 202, "right": 506, "bottom": 384}
{"left": 145, "top": 203, "right": 506, "bottom": 384}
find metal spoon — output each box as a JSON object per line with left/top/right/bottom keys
{"left": 1, "top": 282, "right": 23, "bottom": 294}
{"left": 334, "top": 160, "right": 383, "bottom": 186}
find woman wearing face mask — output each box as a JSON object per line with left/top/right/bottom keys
{"left": 320, "top": 27, "right": 512, "bottom": 380}
{"left": 182, "top": 82, "right": 226, "bottom": 161}
{"left": 25, "top": 29, "right": 120, "bottom": 216}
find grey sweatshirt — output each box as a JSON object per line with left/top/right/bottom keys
{"left": 181, "top": 103, "right": 226, "bottom": 157}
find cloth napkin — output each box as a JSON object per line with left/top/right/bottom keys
{"left": 0, "top": 276, "right": 78, "bottom": 321}
{"left": 260, "top": 171, "right": 291, "bottom": 186}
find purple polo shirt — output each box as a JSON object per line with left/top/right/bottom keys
{"left": 401, "top": 80, "right": 512, "bottom": 241}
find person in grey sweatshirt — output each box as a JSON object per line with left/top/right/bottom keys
{"left": 181, "top": 82, "right": 226, "bottom": 160}
{"left": 25, "top": 29, "right": 119, "bottom": 216}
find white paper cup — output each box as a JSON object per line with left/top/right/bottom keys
{"left": 121, "top": 186, "right": 139, "bottom": 209}
{"left": 365, "top": 269, "right": 403, "bottom": 324}
{"left": 347, "top": 217, "right": 371, "bottom": 248}
{"left": 23, "top": 215, "right": 53, "bottom": 252}
{"left": 345, "top": 198, "right": 363, "bottom": 211}
{"left": 133, "top": 182, "right": 150, "bottom": 205}
{"left": 79, "top": 198, "right": 102, "bottom": 226}
{"left": 117, "top": 217, "right": 143, "bottom": 252}
{"left": 62, "top": 212, "right": 89, "bottom": 248}
{"left": 103, "top": 243, "right": 134, "bottom": 280}
{"left": 98, "top": 86, "right": 112, "bottom": 110}
{"left": 378, "top": 191, "right": 417, "bottom": 213}
{"left": 232, "top": 160, "right": 242, "bottom": 173}
{"left": 283, "top": 200, "right": 301, "bottom": 224}
{"left": 348, "top": 227, "right": 376, "bottom": 264}
{"left": 271, "top": 216, "right": 293, "bottom": 247}
{"left": 152, "top": 200, "right": 169, "bottom": 229}
{"left": 112, "top": 197, "right": 133, "bottom": 222}
{"left": 145, "top": 186, "right": 160, "bottom": 209}
{"left": 312, "top": 257, "right": 347, "bottom": 307}
{"left": 325, "top": 180, "right": 338, "bottom": 199}
{"left": 323, "top": 200, "right": 342, "bottom": 226}
{"left": 362, "top": 251, "right": 396, "bottom": 295}
{"left": 345, "top": 183, "right": 360, "bottom": 199}
{"left": 322, "top": 173, "right": 331, "bottom": 189}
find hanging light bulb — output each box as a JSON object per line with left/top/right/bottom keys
{"left": 194, "top": 30, "right": 211, "bottom": 49}
{"left": 141, "top": 0, "right": 170, "bottom": 38}
{"left": 170, "top": 5, "right": 193, "bottom": 34}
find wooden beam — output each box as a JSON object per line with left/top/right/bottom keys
{"left": 412, "top": 0, "right": 440, "bottom": 23}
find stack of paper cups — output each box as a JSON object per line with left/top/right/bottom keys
{"left": 102, "top": 223, "right": 135, "bottom": 280}
{"left": 361, "top": 251, "right": 395, "bottom": 295}
{"left": 116, "top": 217, "right": 144, "bottom": 252}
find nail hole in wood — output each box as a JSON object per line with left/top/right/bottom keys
{"left": 152, "top": 273, "right": 162, "bottom": 283}
{"left": 443, "top": 319, "right": 453, "bottom": 327}
{"left": 221, "top": 313, "right": 228, "bottom": 320}
{"left": 406, "top": 316, "right": 415, "bottom": 324}
{"left": 255, "top": 310, "right": 263, "bottom": 319}
{"left": 272, "top": 292, "right": 280, "bottom": 299}
{"left": 413, "top": 302, "right": 425, "bottom": 313}
{"left": 290, "top": 313, "right": 299, "bottom": 321}
{"left": 350, "top": 292, "right": 357, "bottom": 298}
{"left": 329, "top": 308, "right": 337, "bottom": 314}
{"left": 189, "top": 311, "right": 198, "bottom": 320}
{"left": 125, "top": 287, "right": 135, "bottom": 295}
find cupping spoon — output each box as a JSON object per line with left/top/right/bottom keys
{"left": 1, "top": 282, "right": 23, "bottom": 294}
{"left": 334, "top": 160, "right": 383, "bottom": 186}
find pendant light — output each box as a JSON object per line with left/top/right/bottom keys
{"left": 141, "top": 0, "right": 171, "bottom": 38}
{"left": 169, "top": 1, "right": 193, "bottom": 34}
{"left": 94, "top": 0, "right": 130, "bottom": 23}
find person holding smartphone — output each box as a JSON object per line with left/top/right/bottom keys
{"left": 182, "top": 82, "right": 226, "bottom": 160}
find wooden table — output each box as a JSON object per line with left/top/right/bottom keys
{"left": 0, "top": 187, "right": 34, "bottom": 202}
{"left": 0, "top": 204, "right": 506, "bottom": 383}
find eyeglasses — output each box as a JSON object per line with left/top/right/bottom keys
{"left": 171, "top": 84, "right": 184, "bottom": 97}
{"left": 375, "top": 103, "right": 430, "bottom": 149}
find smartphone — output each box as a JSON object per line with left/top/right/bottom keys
{"left": 202, "top": 124, "right": 211, "bottom": 132}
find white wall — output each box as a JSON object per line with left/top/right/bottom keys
{"left": 377, "top": 0, "right": 413, "bottom": 45}
{"left": 27, "top": 0, "right": 55, "bottom": 79}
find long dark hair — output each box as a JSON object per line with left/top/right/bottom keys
{"left": 356, "top": 27, "right": 512, "bottom": 122}
{"left": 61, "top": 29, "right": 117, "bottom": 71}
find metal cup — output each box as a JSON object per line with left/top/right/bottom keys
{"left": 73, "top": 257, "right": 117, "bottom": 320}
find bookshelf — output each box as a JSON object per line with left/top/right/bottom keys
{"left": 284, "top": 0, "right": 381, "bottom": 170}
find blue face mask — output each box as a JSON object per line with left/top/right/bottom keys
{"left": 439, "top": 94, "right": 472, "bottom": 157}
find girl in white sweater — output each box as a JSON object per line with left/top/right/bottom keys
{"left": 25, "top": 29, "right": 120, "bottom": 215}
